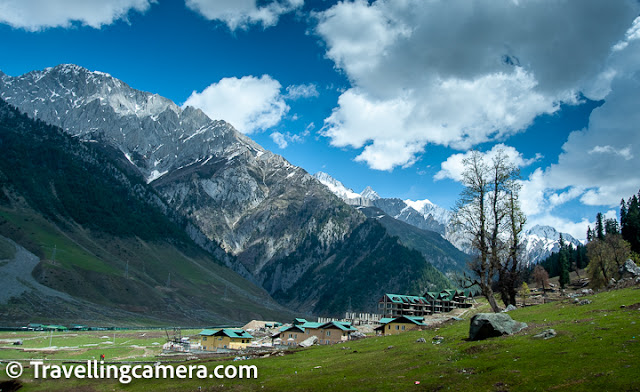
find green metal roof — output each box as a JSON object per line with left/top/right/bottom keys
{"left": 275, "top": 325, "right": 306, "bottom": 337}
{"left": 199, "top": 329, "right": 218, "bottom": 336}
{"left": 215, "top": 329, "right": 253, "bottom": 339}
{"left": 391, "top": 316, "right": 427, "bottom": 326}
{"left": 300, "top": 322, "right": 323, "bottom": 329}
{"left": 383, "top": 294, "right": 429, "bottom": 304}
{"left": 319, "top": 321, "right": 357, "bottom": 331}
{"left": 379, "top": 318, "right": 394, "bottom": 325}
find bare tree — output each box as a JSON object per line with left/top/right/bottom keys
{"left": 499, "top": 180, "right": 526, "bottom": 306}
{"left": 452, "top": 149, "right": 524, "bottom": 312}
{"left": 533, "top": 265, "right": 549, "bottom": 291}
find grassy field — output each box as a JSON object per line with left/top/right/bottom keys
{"left": 1, "top": 288, "right": 639, "bottom": 391}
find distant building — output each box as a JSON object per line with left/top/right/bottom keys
{"left": 273, "top": 320, "right": 357, "bottom": 346}
{"left": 199, "top": 329, "right": 253, "bottom": 351}
{"left": 375, "top": 316, "right": 427, "bottom": 335}
{"left": 378, "top": 294, "right": 432, "bottom": 317}
{"left": 378, "top": 289, "right": 473, "bottom": 317}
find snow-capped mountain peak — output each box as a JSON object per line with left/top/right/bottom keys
{"left": 360, "top": 186, "right": 380, "bottom": 201}
{"left": 520, "top": 225, "right": 583, "bottom": 265}
{"left": 313, "top": 172, "right": 361, "bottom": 200}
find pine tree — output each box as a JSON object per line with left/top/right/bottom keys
{"left": 558, "top": 251, "right": 570, "bottom": 289}
{"left": 595, "top": 213, "right": 604, "bottom": 240}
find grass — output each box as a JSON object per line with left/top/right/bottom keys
{"left": 0, "top": 236, "right": 16, "bottom": 260}
{"left": 2, "top": 288, "right": 639, "bottom": 391}
{"left": 0, "top": 208, "right": 117, "bottom": 274}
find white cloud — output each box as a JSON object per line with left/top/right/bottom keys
{"left": 315, "top": 0, "right": 639, "bottom": 170}
{"left": 285, "top": 83, "right": 319, "bottom": 100}
{"left": 270, "top": 132, "right": 288, "bottom": 149}
{"left": 434, "top": 144, "right": 540, "bottom": 182}
{"left": 0, "top": 0, "right": 153, "bottom": 31}
{"left": 182, "top": 75, "right": 288, "bottom": 134}
{"left": 185, "top": 0, "right": 303, "bottom": 31}
{"left": 269, "top": 126, "right": 309, "bottom": 149}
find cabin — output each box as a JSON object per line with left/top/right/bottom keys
{"left": 375, "top": 316, "right": 427, "bottom": 335}
{"left": 199, "top": 329, "right": 253, "bottom": 351}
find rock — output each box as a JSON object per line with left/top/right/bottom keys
{"left": 581, "top": 289, "right": 594, "bottom": 295}
{"left": 386, "top": 345, "right": 394, "bottom": 350}
{"left": 416, "top": 338, "right": 427, "bottom": 343}
{"left": 350, "top": 331, "right": 366, "bottom": 340}
{"left": 502, "top": 304, "right": 517, "bottom": 312}
{"left": 533, "top": 329, "right": 557, "bottom": 339}
{"left": 619, "top": 260, "right": 640, "bottom": 279}
{"left": 469, "top": 313, "right": 528, "bottom": 341}
{"left": 577, "top": 299, "right": 592, "bottom": 305}
{"left": 299, "top": 336, "right": 318, "bottom": 348}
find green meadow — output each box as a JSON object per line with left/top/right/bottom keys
{"left": 1, "top": 288, "right": 639, "bottom": 391}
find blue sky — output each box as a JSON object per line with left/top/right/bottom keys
{"left": 1, "top": 0, "right": 640, "bottom": 240}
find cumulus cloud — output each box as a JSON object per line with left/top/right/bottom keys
{"left": 434, "top": 144, "right": 541, "bottom": 182}
{"left": 185, "top": 0, "right": 303, "bottom": 30}
{"left": 285, "top": 83, "right": 319, "bottom": 100}
{"left": 315, "top": 0, "right": 638, "bottom": 170}
{"left": 182, "top": 75, "right": 288, "bottom": 134}
{"left": 0, "top": 0, "right": 153, "bottom": 31}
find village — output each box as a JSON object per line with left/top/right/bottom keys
{"left": 187, "top": 289, "right": 475, "bottom": 353}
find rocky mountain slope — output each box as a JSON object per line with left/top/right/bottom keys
{"left": 313, "top": 172, "right": 583, "bottom": 267}
{"left": 0, "top": 98, "right": 293, "bottom": 325}
{"left": 0, "top": 65, "right": 451, "bottom": 316}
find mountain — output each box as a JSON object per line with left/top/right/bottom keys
{"left": 313, "top": 172, "right": 447, "bottom": 234}
{"left": 521, "top": 225, "right": 583, "bottom": 265}
{"left": 313, "top": 171, "right": 583, "bottom": 267}
{"left": 0, "top": 64, "right": 451, "bottom": 316}
{"left": 313, "top": 172, "right": 467, "bottom": 275}
{"left": 0, "top": 98, "right": 294, "bottom": 326}
{"left": 357, "top": 206, "right": 469, "bottom": 275}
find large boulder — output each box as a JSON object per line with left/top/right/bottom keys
{"left": 299, "top": 336, "right": 318, "bottom": 348}
{"left": 469, "top": 313, "right": 528, "bottom": 341}
{"left": 619, "top": 260, "right": 640, "bottom": 279}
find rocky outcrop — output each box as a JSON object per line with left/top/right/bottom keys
{"left": 619, "top": 259, "right": 640, "bottom": 279}
{"left": 469, "top": 313, "right": 528, "bottom": 341}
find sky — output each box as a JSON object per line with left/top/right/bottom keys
{"left": 1, "top": 0, "right": 639, "bottom": 240}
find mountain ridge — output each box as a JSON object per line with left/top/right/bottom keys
{"left": 0, "top": 64, "right": 452, "bottom": 316}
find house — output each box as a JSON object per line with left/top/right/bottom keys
{"left": 378, "top": 294, "right": 431, "bottom": 317}
{"left": 272, "top": 325, "right": 307, "bottom": 346}
{"left": 199, "top": 329, "right": 253, "bottom": 351}
{"left": 375, "top": 316, "right": 427, "bottom": 335}
{"left": 274, "top": 320, "right": 358, "bottom": 346}
{"left": 317, "top": 321, "right": 357, "bottom": 345}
